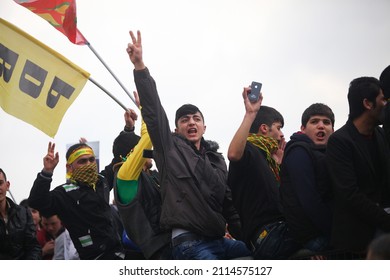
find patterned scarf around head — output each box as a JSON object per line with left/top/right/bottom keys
{"left": 70, "top": 162, "right": 98, "bottom": 190}
{"left": 247, "top": 133, "right": 280, "bottom": 182}
{"left": 66, "top": 147, "right": 95, "bottom": 179}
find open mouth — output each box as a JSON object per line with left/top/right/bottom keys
{"left": 316, "top": 131, "right": 325, "bottom": 139}
{"left": 188, "top": 128, "right": 197, "bottom": 136}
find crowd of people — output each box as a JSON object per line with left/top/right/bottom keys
{"left": 1, "top": 31, "right": 390, "bottom": 260}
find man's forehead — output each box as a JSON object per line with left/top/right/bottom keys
{"left": 77, "top": 154, "right": 94, "bottom": 158}
{"left": 179, "top": 112, "right": 202, "bottom": 118}
{"left": 308, "top": 115, "right": 331, "bottom": 120}
{"left": 271, "top": 121, "right": 283, "bottom": 127}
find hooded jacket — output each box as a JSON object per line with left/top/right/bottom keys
{"left": 134, "top": 68, "right": 240, "bottom": 238}
{"left": 280, "top": 132, "right": 333, "bottom": 245}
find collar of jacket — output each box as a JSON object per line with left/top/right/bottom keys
{"left": 173, "top": 133, "right": 220, "bottom": 154}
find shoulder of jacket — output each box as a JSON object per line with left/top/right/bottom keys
{"left": 205, "top": 140, "right": 220, "bottom": 152}
{"left": 61, "top": 183, "right": 80, "bottom": 192}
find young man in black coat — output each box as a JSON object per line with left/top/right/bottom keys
{"left": 0, "top": 168, "right": 41, "bottom": 259}
{"left": 326, "top": 77, "right": 390, "bottom": 256}
{"left": 280, "top": 103, "right": 335, "bottom": 254}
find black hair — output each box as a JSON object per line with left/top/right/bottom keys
{"left": 380, "top": 65, "right": 390, "bottom": 99}
{"left": 0, "top": 168, "right": 6, "bottom": 181}
{"left": 348, "top": 77, "right": 381, "bottom": 121}
{"left": 19, "top": 199, "right": 29, "bottom": 208}
{"left": 175, "top": 104, "right": 204, "bottom": 127}
{"left": 301, "top": 103, "right": 335, "bottom": 128}
{"left": 249, "top": 105, "right": 284, "bottom": 134}
{"left": 112, "top": 132, "right": 140, "bottom": 161}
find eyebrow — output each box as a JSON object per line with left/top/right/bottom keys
{"left": 180, "top": 114, "right": 202, "bottom": 119}
{"left": 310, "top": 117, "right": 331, "bottom": 121}
{"left": 76, "top": 156, "right": 95, "bottom": 162}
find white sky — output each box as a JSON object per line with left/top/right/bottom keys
{"left": 1, "top": 0, "right": 390, "bottom": 203}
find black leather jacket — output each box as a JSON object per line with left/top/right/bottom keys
{"left": 0, "top": 197, "right": 41, "bottom": 259}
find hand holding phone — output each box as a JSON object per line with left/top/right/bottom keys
{"left": 248, "top": 81, "right": 262, "bottom": 103}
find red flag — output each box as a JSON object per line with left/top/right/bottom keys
{"left": 14, "top": 0, "right": 88, "bottom": 45}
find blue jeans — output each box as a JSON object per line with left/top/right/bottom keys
{"left": 172, "top": 235, "right": 251, "bottom": 260}
{"left": 303, "top": 236, "right": 329, "bottom": 252}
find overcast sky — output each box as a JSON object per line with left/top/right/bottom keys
{"left": 1, "top": 0, "right": 390, "bottom": 203}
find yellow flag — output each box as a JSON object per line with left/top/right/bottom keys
{"left": 0, "top": 18, "right": 90, "bottom": 137}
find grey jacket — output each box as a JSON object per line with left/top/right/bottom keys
{"left": 134, "top": 68, "right": 240, "bottom": 238}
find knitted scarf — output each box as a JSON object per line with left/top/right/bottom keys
{"left": 247, "top": 133, "right": 280, "bottom": 182}
{"left": 70, "top": 162, "right": 98, "bottom": 190}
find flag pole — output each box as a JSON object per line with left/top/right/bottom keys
{"left": 88, "top": 77, "right": 128, "bottom": 111}
{"left": 7, "top": 189, "right": 17, "bottom": 204}
{"left": 86, "top": 43, "right": 136, "bottom": 106}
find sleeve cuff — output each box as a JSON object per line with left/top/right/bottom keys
{"left": 124, "top": 125, "right": 135, "bottom": 132}
{"left": 40, "top": 170, "right": 53, "bottom": 179}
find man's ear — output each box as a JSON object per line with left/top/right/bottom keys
{"left": 66, "top": 164, "right": 73, "bottom": 174}
{"left": 363, "top": 98, "right": 373, "bottom": 110}
{"left": 300, "top": 125, "right": 306, "bottom": 132}
{"left": 259, "top": 124, "right": 268, "bottom": 135}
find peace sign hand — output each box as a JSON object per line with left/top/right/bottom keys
{"left": 127, "top": 30, "right": 145, "bottom": 70}
{"left": 43, "top": 142, "right": 59, "bottom": 173}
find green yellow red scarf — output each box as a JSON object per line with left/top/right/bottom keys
{"left": 247, "top": 133, "right": 280, "bottom": 182}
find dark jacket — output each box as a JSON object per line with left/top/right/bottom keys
{"left": 280, "top": 132, "right": 333, "bottom": 245}
{"left": 228, "top": 141, "right": 284, "bottom": 244}
{"left": 29, "top": 173, "right": 122, "bottom": 259}
{"left": 114, "top": 170, "right": 171, "bottom": 259}
{"left": 0, "top": 197, "right": 41, "bottom": 259}
{"left": 384, "top": 103, "right": 390, "bottom": 145}
{"left": 134, "top": 68, "right": 240, "bottom": 238}
{"left": 326, "top": 120, "right": 390, "bottom": 252}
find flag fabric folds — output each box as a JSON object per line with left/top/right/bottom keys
{"left": 13, "top": 0, "right": 87, "bottom": 45}
{"left": 0, "top": 18, "right": 90, "bottom": 137}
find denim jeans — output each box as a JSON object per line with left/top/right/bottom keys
{"left": 303, "top": 236, "right": 329, "bottom": 252}
{"left": 172, "top": 235, "right": 251, "bottom": 260}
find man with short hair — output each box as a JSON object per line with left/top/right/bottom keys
{"left": 29, "top": 142, "right": 124, "bottom": 259}
{"left": 40, "top": 214, "right": 63, "bottom": 259}
{"left": 326, "top": 76, "right": 390, "bottom": 255}
{"left": 280, "top": 103, "right": 335, "bottom": 254}
{"left": 126, "top": 30, "right": 250, "bottom": 260}
{"left": 227, "top": 88, "right": 299, "bottom": 259}
{"left": 0, "top": 168, "right": 41, "bottom": 259}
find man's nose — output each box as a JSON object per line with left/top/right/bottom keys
{"left": 318, "top": 121, "right": 325, "bottom": 128}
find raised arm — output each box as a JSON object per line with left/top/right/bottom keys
{"left": 116, "top": 91, "right": 152, "bottom": 204}
{"left": 29, "top": 142, "right": 59, "bottom": 213}
{"left": 227, "top": 87, "right": 263, "bottom": 161}
{"left": 126, "top": 30, "right": 173, "bottom": 168}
